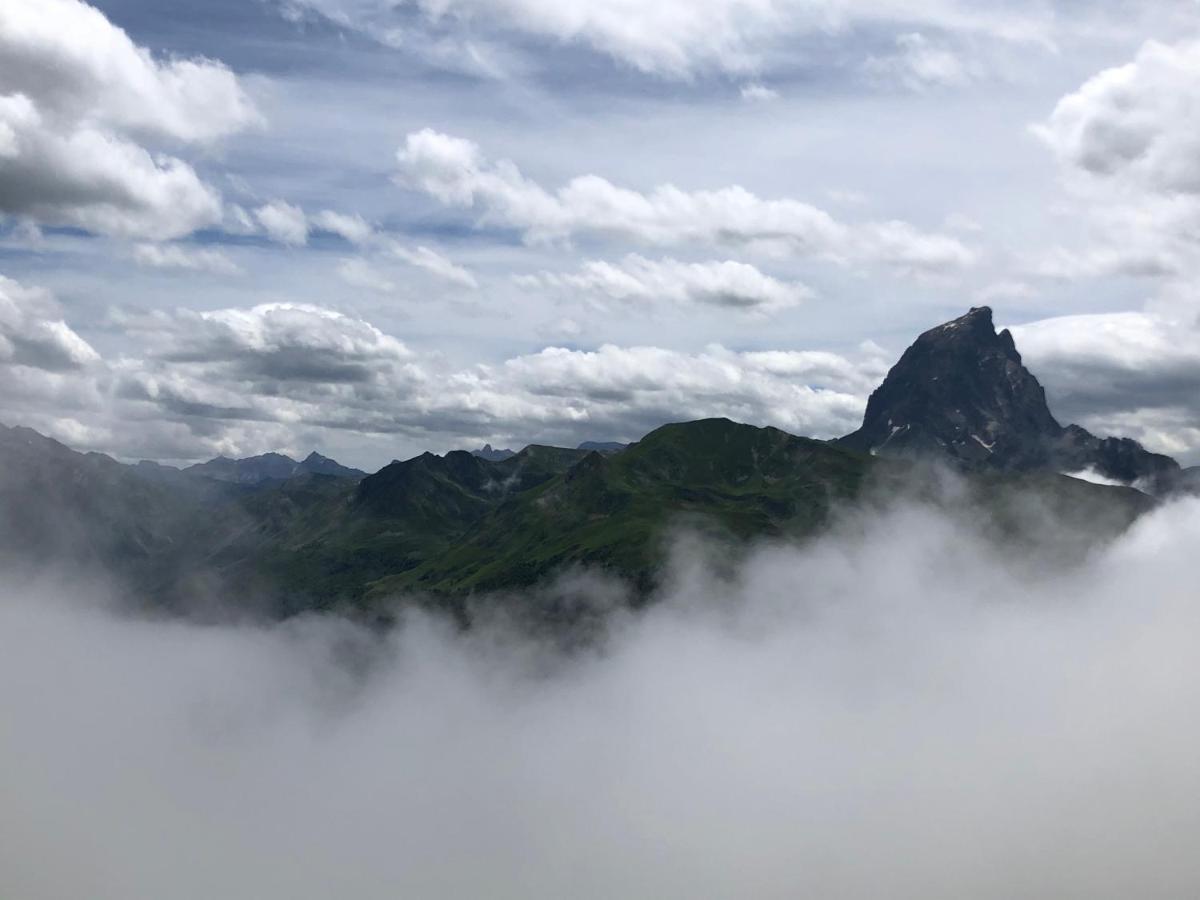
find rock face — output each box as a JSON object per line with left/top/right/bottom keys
{"left": 839, "top": 307, "right": 1179, "bottom": 487}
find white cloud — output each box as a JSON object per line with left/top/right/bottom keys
{"left": 1031, "top": 40, "right": 1200, "bottom": 283}
{"left": 740, "top": 82, "right": 779, "bottom": 102}
{"left": 0, "top": 0, "right": 260, "bottom": 144}
{"left": 524, "top": 254, "right": 811, "bottom": 313}
{"left": 1032, "top": 245, "right": 1181, "bottom": 280}
{"left": 0, "top": 274, "right": 98, "bottom": 373}
{"left": 287, "top": 0, "right": 1052, "bottom": 78}
{"left": 102, "top": 299, "right": 887, "bottom": 456}
{"left": 1012, "top": 311, "right": 1200, "bottom": 454}
{"left": 11, "top": 493, "right": 1200, "bottom": 899}
{"left": 387, "top": 243, "right": 480, "bottom": 289}
{"left": 866, "top": 32, "right": 977, "bottom": 90}
{"left": 0, "top": 274, "right": 106, "bottom": 439}
{"left": 254, "top": 201, "right": 310, "bottom": 246}
{"left": 0, "top": 0, "right": 259, "bottom": 239}
{"left": 131, "top": 243, "right": 242, "bottom": 275}
{"left": 396, "top": 129, "right": 976, "bottom": 273}
{"left": 311, "top": 210, "right": 374, "bottom": 245}
{"left": 337, "top": 257, "right": 397, "bottom": 294}
{"left": 0, "top": 94, "right": 223, "bottom": 240}
{"left": 1064, "top": 466, "right": 1125, "bottom": 487}
{"left": 1035, "top": 40, "right": 1200, "bottom": 196}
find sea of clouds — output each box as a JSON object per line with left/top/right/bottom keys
{"left": 3, "top": 495, "right": 1200, "bottom": 899}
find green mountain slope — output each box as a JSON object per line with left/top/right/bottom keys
{"left": 0, "top": 416, "right": 1155, "bottom": 621}
{"left": 374, "top": 419, "right": 874, "bottom": 599}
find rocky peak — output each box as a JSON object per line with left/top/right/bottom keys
{"left": 839, "top": 307, "right": 1180, "bottom": 488}
{"left": 840, "top": 306, "right": 1060, "bottom": 468}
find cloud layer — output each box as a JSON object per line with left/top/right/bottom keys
{"left": 4, "top": 491, "right": 1200, "bottom": 898}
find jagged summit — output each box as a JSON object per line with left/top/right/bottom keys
{"left": 185, "top": 450, "right": 364, "bottom": 484}
{"left": 839, "top": 307, "right": 1179, "bottom": 487}
{"left": 470, "top": 443, "right": 517, "bottom": 462}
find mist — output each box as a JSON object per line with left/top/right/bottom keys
{"left": 4, "top": 496, "right": 1200, "bottom": 899}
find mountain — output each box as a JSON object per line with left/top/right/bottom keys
{"left": 296, "top": 451, "right": 366, "bottom": 480}
{"left": 0, "top": 306, "right": 1172, "bottom": 620}
{"left": 577, "top": 440, "right": 629, "bottom": 453}
{"left": 470, "top": 444, "right": 517, "bottom": 462}
{"left": 185, "top": 451, "right": 365, "bottom": 484}
{"left": 838, "top": 307, "right": 1179, "bottom": 489}
{"left": 0, "top": 423, "right": 217, "bottom": 581}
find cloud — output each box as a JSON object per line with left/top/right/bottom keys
{"left": 253, "top": 202, "right": 479, "bottom": 288}
{"left": 1035, "top": 40, "right": 1200, "bottom": 196}
{"left": 131, "top": 243, "right": 243, "bottom": 275}
{"left": 0, "top": 274, "right": 99, "bottom": 373}
{"left": 387, "top": 243, "right": 480, "bottom": 289}
{"left": 521, "top": 254, "right": 811, "bottom": 313}
{"left": 1012, "top": 311, "right": 1200, "bottom": 454}
{"left": 336, "top": 257, "right": 398, "bottom": 294}
{"left": 254, "top": 201, "right": 310, "bottom": 246}
{"left": 311, "top": 210, "right": 374, "bottom": 245}
{"left": 865, "top": 32, "right": 978, "bottom": 90}
{"left": 286, "top": 0, "right": 1052, "bottom": 79}
{"left": 5, "top": 492, "right": 1200, "bottom": 898}
{"left": 1031, "top": 40, "right": 1200, "bottom": 283}
{"left": 0, "top": 274, "right": 106, "bottom": 442}
{"left": 0, "top": 94, "right": 223, "bottom": 240}
{"left": 1031, "top": 245, "right": 1182, "bottom": 280}
{"left": 101, "top": 299, "right": 885, "bottom": 458}
{"left": 396, "top": 129, "right": 976, "bottom": 273}
{"left": 0, "top": 0, "right": 259, "bottom": 239}
{"left": 740, "top": 82, "right": 779, "bottom": 102}
{"left": 125, "top": 302, "right": 413, "bottom": 384}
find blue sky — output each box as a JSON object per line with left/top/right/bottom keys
{"left": 3, "top": 0, "right": 1200, "bottom": 467}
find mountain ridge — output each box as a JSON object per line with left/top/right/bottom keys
{"left": 0, "top": 307, "right": 1184, "bottom": 619}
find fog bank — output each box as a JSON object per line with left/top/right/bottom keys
{"left": 3, "top": 499, "right": 1200, "bottom": 899}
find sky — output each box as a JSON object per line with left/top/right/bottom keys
{"left": 3, "top": 0, "right": 1200, "bottom": 469}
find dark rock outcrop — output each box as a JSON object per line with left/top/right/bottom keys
{"left": 839, "top": 307, "right": 1179, "bottom": 489}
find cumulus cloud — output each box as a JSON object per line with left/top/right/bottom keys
{"left": 1012, "top": 311, "right": 1200, "bottom": 454}
{"left": 0, "top": 274, "right": 98, "bottom": 373}
{"left": 0, "top": 0, "right": 258, "bottom": 239}
{"left": 396, "top": 129, "right": 976, "bottom": 273}
{"left": 131, "top": 242, "right": 243, "bottom": 275}
{"left": 521, "top": 254, "right": 811, "bottom": 313}
{"left": 1035, "top": 39, "right": 1200, "bottom": 195}
{"left": 0, "top": 274, "right": 106, "bottom": 442}
{"left": 102, "top": 299, "right": 885, "bottom": 456}
{"left": 4, "top": 491, "right": 1200, "bottom": 898}
{"left": 1031, "top": 39, "right": 1200, "bottom": 283}
{"left": 254, "top": 200, "right": 310, "bottom": 246}
{"left": 126, "top": 302, "right": 412, "bottom": 383}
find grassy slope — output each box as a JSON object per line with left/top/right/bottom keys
{"left": 368, "top": 419, "right": 875, "bottom": 598}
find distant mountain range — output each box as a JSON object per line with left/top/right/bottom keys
{"left": 184, "top": 451, "right": 365, "bottom": 484}
{"left": 471, "top": 440, "right": 630, "bottom": 462}
{"left": 1, "top": 307, "right": 1191, "bottom": 620}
